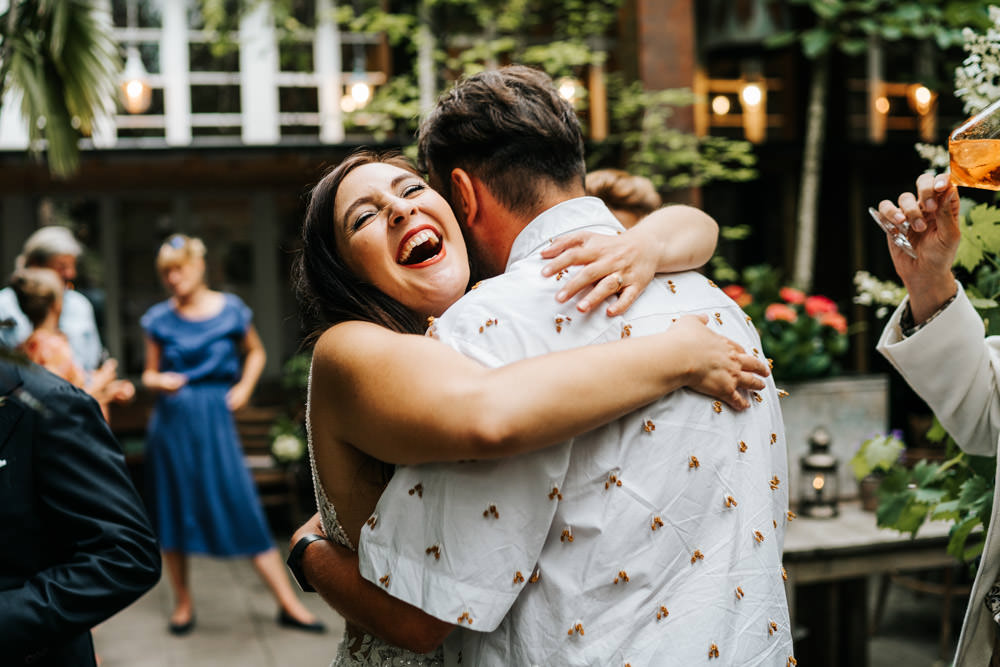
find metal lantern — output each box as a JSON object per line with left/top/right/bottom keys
{"left": 799, "top": 426, "right": 840, "bottom": 518}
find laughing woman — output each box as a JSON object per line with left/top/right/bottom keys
{"left": 290, "top": 150, "right": 768, "bottom": 667}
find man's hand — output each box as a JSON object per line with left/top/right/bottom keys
{"left": 670, "top": 315, "right": 769, "bottom": 410}
{"left": 875, "top": 172, "right": 960, "bottom": 323}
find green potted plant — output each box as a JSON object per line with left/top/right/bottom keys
{"left": 850, "top": 431, "right": 906, "bottom": 512}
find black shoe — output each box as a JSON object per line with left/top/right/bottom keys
{"left": 277, "top": 610, "right": 326, "bottom": 634}
{"left": 168, "top": 614, "right": 195, "bottom": 636}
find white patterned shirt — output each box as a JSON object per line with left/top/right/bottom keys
{"left": 358, "top": 197, "right": 794, "bottom": 667}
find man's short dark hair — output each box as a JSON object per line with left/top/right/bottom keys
{"left": 417, "top": 65, "right": 586, "bottom": 216}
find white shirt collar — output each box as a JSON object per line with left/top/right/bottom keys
{"left": 505, "top": 196, "right": 622, "bottom": 272}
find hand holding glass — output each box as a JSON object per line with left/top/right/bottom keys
{"left": 869, "top": 98, "right": 1000, "bottom": 257}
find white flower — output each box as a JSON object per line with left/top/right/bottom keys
{"left": 271, "top": 434, "right": 305, "bottom": 464}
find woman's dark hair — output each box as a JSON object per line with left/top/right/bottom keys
{"left": 293, "top": 149, "right": 427, "bottom": 346}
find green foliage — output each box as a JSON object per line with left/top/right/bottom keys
{"left": 954, "top": 201, "right": 1000, "bottom": 272}
{"left": 605, "top": 78, "right": 758, "bottom": 192}
{"left": 874, "top": 422, "right": 994, "bottom": 561}
{"left": 1, "top": 0, "right": 120, "bottom": 178}
{"left": 850, "top": 431, "right": 906, "bottom": 480}
{"left": 772, "top": 0, "right": 993, "bottom": 59}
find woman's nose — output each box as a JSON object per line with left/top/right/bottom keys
{"left": 387, "top": 199, "right": 417, "bottom": 227}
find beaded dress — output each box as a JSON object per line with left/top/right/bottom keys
{"left": 306, "top": 413, "right": 444, "bottom": 667}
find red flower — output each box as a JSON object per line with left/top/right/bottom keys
{"left": 805, "top": 295, "right": 838, "bottom": 317}
{"left": 779, "top": 286, "right": 806, "bottom": 304}
{"left": 722, "top": 284, "right": 753, "bottom": 308}
{"left": 818, "top": 311, "right": 848, "bottom": 334}
{"left": 765, "top": 303, "right": 798, "bottom": 323}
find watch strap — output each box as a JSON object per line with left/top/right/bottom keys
{"left": 286, "top": 533, "right": 327, "bottom": 593}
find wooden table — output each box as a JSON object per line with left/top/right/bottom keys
{"left": 783, "top": 501, "right": 962, "bottom": 666}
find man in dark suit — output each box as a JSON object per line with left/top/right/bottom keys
{"left": 0, "top": 354, "right": 161, "bottom": 666}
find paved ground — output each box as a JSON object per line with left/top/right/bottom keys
{"left": 93, "top": 540, "right": 962, "bottom": 667}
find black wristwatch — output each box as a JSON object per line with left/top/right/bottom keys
{"left": 286, "top": 533, "right": 327, "bottom": 593}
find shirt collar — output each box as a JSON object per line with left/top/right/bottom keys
{"left": 505, "top": 196, "right": 623, "bottom": 271}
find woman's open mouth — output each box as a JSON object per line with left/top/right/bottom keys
{"left": 396, "top": 226, "right": 445, "bottom": 267}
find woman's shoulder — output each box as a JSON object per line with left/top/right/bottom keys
{"left": 140, "top": 299, "right": 173, "bottom": 326}
{"left": 312, "top": 321, "right": 403, "bottom": 370}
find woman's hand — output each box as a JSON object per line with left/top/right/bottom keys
{"left": 669, "top": 315, "right": 769, "bottom": 410}
{"left": 541, "top": 231, "right": 657, "bottom": 316}
{"left": 156, "top": 371, "right": 188, "bottom": 394}
{"left": 226, "top": 382, "right": 253, "bottom": 412}
{"left": 875, "top": 172, "right": 960, "bottom": 323}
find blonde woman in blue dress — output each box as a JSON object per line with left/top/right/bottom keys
{"left": 142, "top": 234, "right": 323, "bottom": 636}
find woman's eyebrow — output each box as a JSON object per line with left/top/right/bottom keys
{"left": 341, "top": 173, "right": 419, "bottom": 228}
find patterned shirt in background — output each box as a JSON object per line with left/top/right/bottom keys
{"left": 358, "top": 197, "right": 795, "bottom": 667}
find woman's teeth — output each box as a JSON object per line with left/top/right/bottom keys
{"left": 398, "top": 229, "right": 442, "bottom": 265}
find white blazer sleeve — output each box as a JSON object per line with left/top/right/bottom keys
{"left": 877, "top": 284, "right": 1000, "bottom": 457}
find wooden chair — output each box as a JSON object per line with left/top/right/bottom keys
{"left": 233, "top": 405, "right": 303, "bottom": 529}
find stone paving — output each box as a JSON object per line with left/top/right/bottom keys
{"left": 92, "top": 541, "right": 960, "bottom": 667}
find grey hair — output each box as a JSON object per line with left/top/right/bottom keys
{"left": 18, "top": 226, "right": 82, "bottom": 269}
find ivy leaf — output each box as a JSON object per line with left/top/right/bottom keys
{"left": 930, "top": 499, "right": 961, "bottom": 521}
{"left": 947, "top": 514, "right": 981, "bottom": 561}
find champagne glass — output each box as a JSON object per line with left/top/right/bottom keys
{"left": 869, "top": 97, "right": 1000, "bottom": 257}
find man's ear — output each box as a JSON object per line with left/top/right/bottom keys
{"left": 450, "top": 168, "right": 479, "bottom": 227}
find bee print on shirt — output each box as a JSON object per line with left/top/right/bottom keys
{"left": 642, "top": 419, "right": 656, "bottom": 433}
{"left": 613, "top": 570, "right": 630, "bottom": 584}
{"left": 568, "top": 622, "right": 585, "bottom": 636}
{"left": 483, "top": 503, "right": 500, "bottom": 519}
{"left": 425, "top": 545, "right": 441, "bottom": 560}
{"left": 554, "top": 315, "right": 572, "bottom": 333}
{"left": 651, "top": 516, "right": 665, "bottom": 531}
{"left": 456, "top": 611, "right": 473, "bottom": 625}
{"left": 709, "top": 644, "right": 720, "bottom": 658}
{"left": 478, "top": 318, "right": 498, "bottom": 333}
{"left": 656, "top": 606, "right": 669, "bottom": 620}
{"left": 691, "top": 549, "right": 705, "bottom": 564}
{"left": 408, "top": 483, "right": 423, "bottom": 498}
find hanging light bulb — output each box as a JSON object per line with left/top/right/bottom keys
{"left": 121, "top": 45, "right": 152, "bottom": 114}
{"left": 350, "top": 79, "right": 372, "bottom": 107}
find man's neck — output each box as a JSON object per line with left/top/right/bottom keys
{"left": 485, "top": 184, "right": 586, "bottom": 274}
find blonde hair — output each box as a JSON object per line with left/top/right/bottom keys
{"left": 10, "top": 267, "right": 64, "bottom": 326}
{"left": 156, "top": 234, "right": 207, "bottom": 273}
{"left": 585, "top": 169, "right": 662, "bottom": 219}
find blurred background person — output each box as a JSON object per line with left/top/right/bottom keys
{"left": 140, "top": 234, "right": 322, "bottom": 636}
{"left": 11, "top": 266, "right": 134, "bottom": 420}
{"left": 0, "top": 354, "right": 161, "bottom": 667}
{"left": 0, "top": 226, "right": 102, "bottom": 370}
{"left": 585, "top": 168, "right": 662, "bottom": 228}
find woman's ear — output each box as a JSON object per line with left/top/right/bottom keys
{"left": 450, "top": 168, "right": 479, "bottom": 227}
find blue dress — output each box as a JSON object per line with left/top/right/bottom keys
{"left": 141, "top": 293, "right": 272, "bottom": 556}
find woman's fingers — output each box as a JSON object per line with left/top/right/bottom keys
{"left": 576, "top": 273, "right": 625, "bottom": 313}
{"left": 605, "top": 285, "right": 640, "bottom": 316}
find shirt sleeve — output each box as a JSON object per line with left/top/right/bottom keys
{"left": 228, "top": 294, "right": 254, "bottom": 334}
{"left": 878, "top": 284, "right": 1000, "bottom": 457}
{"left": 357, "top": 299, "right": 574, "bottom": 632}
